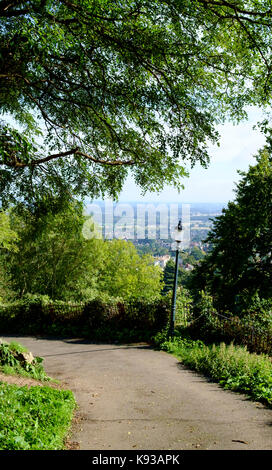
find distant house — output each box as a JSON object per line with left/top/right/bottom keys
{"left": 154, "top": 255, "right": 171, "bottom": 269}
{"left": 184, "top": 263, "right": 194, "bottom": 271}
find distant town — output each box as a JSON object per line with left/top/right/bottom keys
{"left": 84, "top": 201, "right": 226, "bottom": 268}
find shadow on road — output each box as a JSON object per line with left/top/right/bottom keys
{"left": 39, "top": 339, "right": 153, "bottom": 357}
{"left": 176, "top": 360, "right": 272, "bottom": 419}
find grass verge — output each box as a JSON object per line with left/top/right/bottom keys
{"left": 0, "top": 340, "right": 76, "bottom": 450}
{"left": 153, "top": 329, "right": 272, "bottom": 406}
{"left": 0, "top": 383, "right": 76, "bottom": 449}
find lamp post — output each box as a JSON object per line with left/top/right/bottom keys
{"left": 169, "top": 220, "right": 183, "bottom": 338}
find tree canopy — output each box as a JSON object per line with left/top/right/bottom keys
{"left": 0, "top": 201, "right": 163, "bottom": 301}
{"left": 1, "top": 0, "right": 272, "bottom": 206}
{"left": 0, "top": 211, "right": 18, "bottom": 250}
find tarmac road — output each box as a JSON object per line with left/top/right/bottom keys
{"left": 2, "top": 335, "right": 272, "bottom": 450}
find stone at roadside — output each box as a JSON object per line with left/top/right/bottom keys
{"left": 15, "top": 351, "right": 35, "bottom": 365}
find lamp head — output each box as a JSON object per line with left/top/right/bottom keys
{"left": 174, "top": 219, "right": 183, "bottom": 243}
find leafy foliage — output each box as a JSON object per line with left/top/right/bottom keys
{"left": 238, "top": 294, "right": 272, "bottom": 331}
{"left": 153, "top": 332, "right": 272, "bottom": 406}
{"left": 2, "top": 200, "right": 99, "bottom": 299}
{"left": 0, "top": 212, "right": 18, "bottom": 251}
{"left": 0, "top": 383, "right": 76, "bottom": 449}
{"left": 163, "top": 287, "right": 193, "bottom": 327}
{"left": 0, "top": 211, "right": 19, "bottom": 301}
{"left": 1, "top": 1, "right": 272, "bottom": 204}
{"left": 100, "top": 239, "right": 163, "bottom": 301}
{"left": 1, "top": 201, "right": 163, "bottom": 301}
{"left": 0, "top": 296, "right": 170, "bottom": 341}
{"left": 0, "top": 340, "right": 50, "bottom": 381}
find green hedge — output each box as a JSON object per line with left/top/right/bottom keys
{"left": 0, "top": 296, "right": 170, "bottom": 340}
{"left": 188, "top": 291, "right": 272, "bottom": 355}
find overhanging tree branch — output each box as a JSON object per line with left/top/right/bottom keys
{"left": 3, "top": 147, "right": 135, "bottom": 168}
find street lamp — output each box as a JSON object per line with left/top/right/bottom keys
{"left": 169, "top": 220, "right": 183, "bottom": 337}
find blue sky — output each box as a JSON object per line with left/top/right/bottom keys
{"left": 118, "top": 107, "right": 267, "bottom": 204}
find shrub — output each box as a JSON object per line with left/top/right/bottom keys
{"left": 186, "top": 290, "right": 272, "bottom": 355}
{"left": 163, "top": 287, "right": 193, "bottom": 327}
{"left": 0, "top": 340, "right": 50, "bottom": 381}
{"left": 155, "top": 332, "right": 272, "bottom": 406}
{"left": 0, "top": 297, "right": 170, "bottom": 341}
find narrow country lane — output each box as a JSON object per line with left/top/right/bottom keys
{"left": 2, "top": 336, "right": 272, "bottom": 450}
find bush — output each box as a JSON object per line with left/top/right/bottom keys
{"left": 0, "top": 297, "right": 170, "bottom": 341}
{"left": 188, "top": 290, "right": 222, "bottom": 341}
{"left": 154, "top": 332, "right": 272, "bottom": 406}
{"left": 0, "top": 294, "right": 51, "bottom": 335}
{"left": 0, "top": 340, "right": 50, "bottom": 381}
{"left": 83, "top": 297, "right": 169, "bottom": 340}
{"left": 238, "top": 294, "right": 272, "bottom": 329}
{"left": 163, "top": 287, "right": 193, "bottom": 327}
